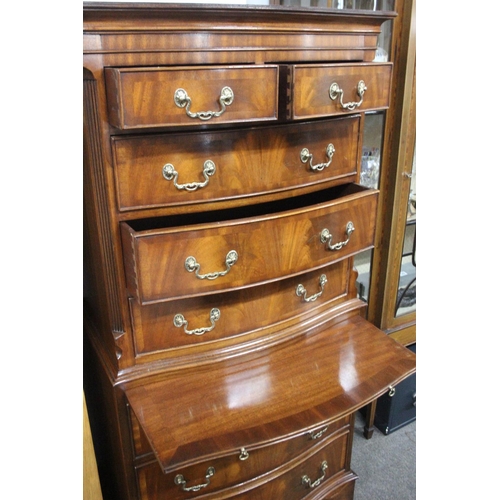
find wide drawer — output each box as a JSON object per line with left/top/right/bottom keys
{"left": 112, "top": 116, "right": 360, "bottom": 211}
{"left": 289, "top": 63, "right": 392, "bottom": 120}
{"left": 105, "top": 65, "right": 279, "bottom": 130}
{"left": 130, "top": 260, "right": 349, "bottom": 356}
{"left": 135, "top": 421, "right": 351, "bottom": 500}
{"left": 120, "top": 184, "right": 378, "bottom": 305}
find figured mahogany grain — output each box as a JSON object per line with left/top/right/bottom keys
{"left": 290, "top": 63, "right": 392, "bottom": 120}
{"left": 120, "top": 185, "right": 378, "bottom": 304}
{"left": 135, "top": 416, "right": 350, "bottom": 500}
{"left": 112, "top": 117, "right": 360, "bottom": 211}
{"left": 130, "top": 260, "right": 348, "bottom": 356}
{"left": 124, "top": 314, "right": 416, "bottom": 473}
{"left": 105, "top": 65, "right": 279, "bottom": 130}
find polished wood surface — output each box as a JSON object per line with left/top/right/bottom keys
{"left": 120, "top": 185, "right": 377, "bottom": 304}
{"left": 130, "top": 260, "right": 349, "bottom": 357}
{"left": 136, "top": 428, "right": 350, "bottom": 500}
{"left": 112, "top": 117, "right": 360, "bottom": 211}
{"left": 289, "top": 63, "right": 392, "bottom": 120}
{"left": 124, "top": 314, "right": 415, "bottom": 472}
{"left": 105, "top": 65, "right": 279, "bottom": 130}
{"left": 83, "top": 4, "right": 414, "bottom": 499}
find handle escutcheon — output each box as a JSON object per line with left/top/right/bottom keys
{"left": 162, "top": 160, "right": 216, "bottom": 191}
{"left": 301, "top": 461, "right": 328, "bottom": 489}
{"left": 296, "top": 274, "right": 327, "bottom": 303}
{"left": 300, "top": 143, "right": 335, "bottom": 172}
{"left": 185, "top": 251, "right": 238, "bottom": 280}
{"left": 174, "top": 467, "right": 215, "bottom": 492}
{"left": 320, "top": 222, "right": 355, "bottom": 251}
{"left": 329, "top": 80, "right": 367, "bottom": 111}
{"left": 174, "top": 86, "right": 234, "bottom": 121}
{"left": 173, "top": 308, "right": 220, "bottom": 336}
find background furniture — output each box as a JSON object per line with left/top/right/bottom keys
{"left": 83, "top": 3, "right": 416, "bottom": 499}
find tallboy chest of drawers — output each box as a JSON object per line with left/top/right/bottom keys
{"left": 83, "top": 3, "right": 416, "bottom": 500}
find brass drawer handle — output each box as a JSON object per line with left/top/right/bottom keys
{"left": 301, "top": 460, "right": 328, "bottom": 489}
{"left": 174, "top": 86, "right": 234, "bottom": 121}
{"left": 296, "top": 274, "right": 327, "bottom": 303}
{"left": 320, "top": 222, "right": 355, "bottom": 251}
{"left": 162, "top": 160, "right": 216, "bottom": 192}
{"left": 300, "top": 143, "right": 335, "bottom": 172}
{"left": 173, "top": 308, "right": 220, "bottom": 336}
{"left": 239, "top": 448, "right": 250, "bottom": 461}
{"left": 174, "top": 466, "right": 215, "bottom": 492}
{"left": 185, "top": 250, "right": 238, "bottom": 280}
{"left": 329, "top": 80, "right": 367, "bottom": 111}
{"left": 308, "top": 426, "right": 329, "bottom": 440}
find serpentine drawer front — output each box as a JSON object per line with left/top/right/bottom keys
{"left": 105, "top": 65, "right": 279, "bottom": 129}
{"left": 120, "top": 184, "right": 377, "bottom": 305}
{"left": 130, "top": 407, "right": 350, "bottom": 499}
{"left": 111, "top": 116, "right": 360, "bottom": 211}
{"left": 83, "top": 5, "right": 416, "bottom": 500}
{"left": 130, "top": 260, "right": 349, "bottom": 357}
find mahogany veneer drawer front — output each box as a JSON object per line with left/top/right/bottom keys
{"left": 84, "top": 6, "right": 416, "bottom": 500}
{"left": 120, "top": 184, "right": 377, "bottom": 305}
{"left": 130, "top": 260, "right": 349, "bottom": 356}
{"left": 112, "top": 117, "right": 360, "bottom": 211}
{"left": 289, "top": 63, "right": 392, "bottom": 120}
{"left": 135, "top": 423, "right": 350, "bottom": 500}
{"left": 105, "top": 65, "right": 279, "bottom": 130}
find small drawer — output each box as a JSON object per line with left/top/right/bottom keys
{"left": 120, "top": 184, "right": 378, "bottom": 305}
{"left": 289, "top": 62, "right": 392, "bottom": 120}
{"left": 130, "top": 260, "right": 349, "bottom": 356}
{"left": 112, "top": 116, "right": 360, "bottom": 211}
{"left": 105, "top": 65, "right": 278, "bottom": 130}
{"left": 135, "top": 417, "right": 350, "bottom": 500}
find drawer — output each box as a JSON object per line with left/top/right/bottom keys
{"left": 135, "top": 419, "right": 350, "bottom": 500}
{"left": 130, "top": 260, "right": 349, "bottom": 356}
{"left": 105, "top": 65, "right": 279, "bottom": 130}
{"left": 112, "top": 116, "right": 360, "bottom": 211}
{"left": 289, "top": 63, "right": 392, "bottom": 120}
{"left": 120, "top": 184, "right": 378, "bottom": 305}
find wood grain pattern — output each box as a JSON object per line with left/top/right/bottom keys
{"left": 105, "top": 66, "right": 278, "bottom": 129}
{"left": 138, "top": 418, "right": 351, "bottom": 500}
{"left": 130, "top": 260, "right": 349, "bottom": 356}
{"left": 120, "top": 185, "right": 377, "bottom": 304}
{"left": 112, "top": 117, "right": 360, "bottom": 211}
{"left": 124, "top": 314, "right": 416, "bottom": 473}
{"left": 290, "top": 63, "right": 392, "bottom": 120}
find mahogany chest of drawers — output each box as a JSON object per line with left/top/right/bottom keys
{"left": 83, "top": 3, "right": 416, "bottom": 499}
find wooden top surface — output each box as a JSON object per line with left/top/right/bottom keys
{"left": 124, "top": 314, "right": 415, "bottom": 472}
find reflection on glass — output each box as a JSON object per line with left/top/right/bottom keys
{"left": 395, "top": 147, "right": 416, "bottom": 317}
{"left": 355, "top": 111, "right": 385, "bottom": 303}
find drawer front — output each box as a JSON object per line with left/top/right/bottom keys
{"left": 120, "top": 185, "right": 378, "bottom": 305}
{"left": 135, "top": 421, "right": 350, "bottom": 500}
{"left": 112, "top": 117, "right": 360, "bottom": 211}
{"left": 105, "top": 65, "right": 278, "bottom": 130}
{"left": 131, "top": 260, "right": 348, "bottom": 356}
{"left": 290, "top": 63, "right": 392, "bottom": 120}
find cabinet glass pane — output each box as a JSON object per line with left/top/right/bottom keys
{"left": 395, "top": 147, "right": 416, "bottom": 317}
{"left": 355, "top": 111, "right": 385, "bottom": 303}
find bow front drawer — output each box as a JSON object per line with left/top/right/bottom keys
{"left": 289, "top": 62, "right": 392, "bottom": 120}
{"left": 112, "top": 116, "right": 360, "bottom": 211}
{"left": 134, "top": 415, "right": 350, "bottom": 500}
{"left": 130, "top": 260, "right": 349, "bottom": 357}
{"left": 105, "top": 65, "right": 279, "bottom": 129}
{"left": 120, "top": 184, "right": 378, "bottom": 305}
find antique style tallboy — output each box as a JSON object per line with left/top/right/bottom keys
{"left": 83, "top": 3, "right": 416, "bottom": 499}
